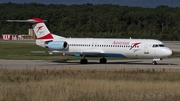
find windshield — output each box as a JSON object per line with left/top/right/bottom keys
{"left": 152, "top": 44, "right": 165, "bottom": 48}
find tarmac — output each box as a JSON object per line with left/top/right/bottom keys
{"left": 0, "top": 58, "right": 179, "bottom": 70}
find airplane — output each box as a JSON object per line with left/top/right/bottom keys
{"left": 7, "top": 18, "right": 173, "bottom": 65}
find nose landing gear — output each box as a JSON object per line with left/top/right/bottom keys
{"left": 152, "top": 61, "right": 157, "bottom": 65}
{"left": 152, "top": 58, "right": 162, "bottom": 65}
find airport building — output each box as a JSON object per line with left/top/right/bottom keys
{"left": 2, "top": 34, "right": 19, "bottom": 40}
{"left": 2, "top": 29, "right": 36, "bottom": 40}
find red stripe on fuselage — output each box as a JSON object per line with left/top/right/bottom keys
{"left": 37, "top": 33, "right": 53, "bottom": 39}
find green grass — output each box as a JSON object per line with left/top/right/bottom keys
{"left": 0, "top": 42, "right": 79, "bottom": 60}
{"left": 170, "top": 52, "right": 180, "bottom": 58}
{"left": 0, "top": 42, "right": 179, "bottom": 60}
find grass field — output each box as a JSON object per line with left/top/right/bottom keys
{"left": 0, "top": 42, "right": 82, "bottom": 60}
{"left": 0, "top": 68, "right": 180, "bottom": 101}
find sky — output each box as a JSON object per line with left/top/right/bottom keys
{"left": 0, "top": 0, "right": 180, "bottom": 8}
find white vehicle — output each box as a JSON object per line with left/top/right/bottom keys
{"left": 7, "top": 18, "right": 172, "bottom": 65}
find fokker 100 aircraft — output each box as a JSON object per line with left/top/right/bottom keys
{"left": 7, "top": 18, "right": 172, "bottom": 65}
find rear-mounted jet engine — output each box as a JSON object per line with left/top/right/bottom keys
{"left": 45, "top": 41, "right": 68, "bottom": 50}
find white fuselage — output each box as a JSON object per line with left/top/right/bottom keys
{"left": 36, "top": 38, "right": 172, "bottom": 59}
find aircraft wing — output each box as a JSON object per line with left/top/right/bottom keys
{"left": 80, "top": 51, "right": 102, "bottom": 55}
{"left": 49, "top": 50, "right": 104, "bottom": 56}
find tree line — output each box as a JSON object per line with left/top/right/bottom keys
{"left": 1, "top": 3, "right": 180, "bottom": 40}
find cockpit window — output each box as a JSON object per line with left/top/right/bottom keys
{"left": 152, "top": 44, "right": 158, "bottom": 47}
{"left": 159, "top": 44, "right": 165, "bottom": 47}
{"left": 152, "top": 44, "right": 165, "bottom": 48}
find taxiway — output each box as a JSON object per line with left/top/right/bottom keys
{"left": 0, "top": 58, "right": 179, "bottom": 70}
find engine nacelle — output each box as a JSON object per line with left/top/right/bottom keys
{"left": 45, "top": 41, "right": 68, "bottom": 50}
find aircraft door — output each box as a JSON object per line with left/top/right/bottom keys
{"left": 144, "top": 44, "right": 149, "bottom": 54}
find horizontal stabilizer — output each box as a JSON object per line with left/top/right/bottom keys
{"left": 7, "top": 18, "right": 46, "bottom": 23}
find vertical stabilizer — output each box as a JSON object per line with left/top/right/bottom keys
{"left": 29, "top": 18, "right": 53, "bottom": 40}
{"left": 7, "top": 18, "right": 65, "bottom": 47}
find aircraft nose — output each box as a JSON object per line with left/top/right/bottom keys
{"left": 164, "top": 48, "right": 173, "bottom": 57}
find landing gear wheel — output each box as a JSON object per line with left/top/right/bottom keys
{"left": 152, "top": 61, "right": 157, "bottom": 65}
{"left": 100, "top": 58, "right": 107, "bottom": 64}
{"left": 80, "top": 59, "right": 88, "bottom": 64}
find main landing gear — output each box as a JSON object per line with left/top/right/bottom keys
{"left": 80, "top": 57, "right": 107, "bottom": 64}
{"left": 100, "top": 57, "right": 107, "bottom": 64}
{"left": 80, "top": 55, "right": 88, "bottom": 64}
{"left": 80, "top": 58, "right": 88, "bottom": 64}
